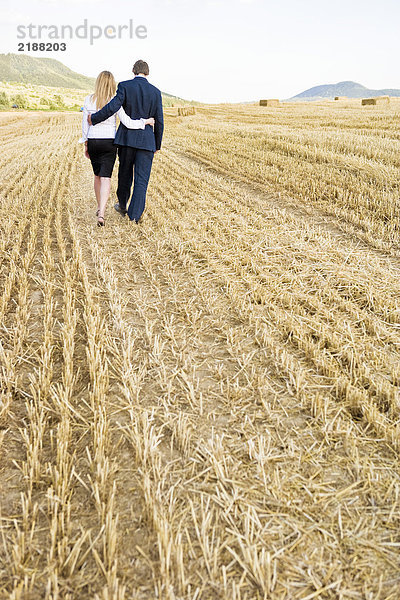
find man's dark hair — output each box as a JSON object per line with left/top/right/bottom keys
{"left": 133, "top": 60, "right": 149, "bottom": 76}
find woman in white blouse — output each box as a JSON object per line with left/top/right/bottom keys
{"left": 80, "top": 71, "right": 154, "bottom": 226}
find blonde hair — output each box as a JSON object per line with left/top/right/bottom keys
{"left": 92, "top": 71, "right": 116, "bottom": 110}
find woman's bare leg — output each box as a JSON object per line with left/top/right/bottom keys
{"left": 94, "top": 175, "right": 101, "bottom": 211}
{"left": 98, "top": 177, "right": 111, "bottom": 220}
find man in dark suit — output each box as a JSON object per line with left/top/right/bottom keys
{"left": 88, "top": 59, "right": 164, "bottom": 223}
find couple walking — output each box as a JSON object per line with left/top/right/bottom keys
{"left": 80, "top": 59, "right": 164, "bottom": 226}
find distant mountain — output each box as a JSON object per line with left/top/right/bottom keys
{"left": 0, "top": 53, "right": 96, "bottom": 90}
{"left": 289, "top": 80, "right": 400, "bottom": 101}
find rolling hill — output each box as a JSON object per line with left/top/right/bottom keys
{"left": 0, "top": 54, "right": 188, "bottom": 105}
{"left": 0, "top": 53, "right": 96, "bottom": 90}
{"left": 290, "top": 80, "right": 400, "bottom": 101}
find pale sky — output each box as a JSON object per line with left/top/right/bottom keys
{"left": 1, "top": 0, "right": 399, "bottom": 103}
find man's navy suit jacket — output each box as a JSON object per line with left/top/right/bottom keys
{"left": 91, "top": 76, "right": 164, "bottom": 152}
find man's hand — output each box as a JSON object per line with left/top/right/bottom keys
{"left": 84, "top": 142, "right": 90, "bottom": 159}
{"left": 87, "top": 114, "right": 92, "bottom": 125}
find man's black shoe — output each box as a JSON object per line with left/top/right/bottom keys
{"left": 114, "top": 203, "right": 127, "bottom": 216}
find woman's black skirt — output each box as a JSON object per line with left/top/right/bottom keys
{"left": 87, "top": 138, "right": 117, "bottom": 178}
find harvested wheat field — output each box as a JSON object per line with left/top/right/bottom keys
{"left": 0, "top": 103, "right": 400, "bottom": 599}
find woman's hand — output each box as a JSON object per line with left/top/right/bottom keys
{"left": 145, "top": 117, "right": 155, "bottom": 128}
{"left": 84, "top": 142, "right": 90, "bottom": 159}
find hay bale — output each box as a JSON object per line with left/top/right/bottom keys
{"left": 259, "top": 99, "right": 280, "bottom": 107}
{"left": 362, "top": 96, "right": 390, "bottom": 106}
{"left": 334, "top": 96, "right": 347, "bottom": 101}
{"left": 178, "top": 106, "right": 196, "bottom": 117}
{"left": 375, "top": 95, "right": 390, "bottom": 105}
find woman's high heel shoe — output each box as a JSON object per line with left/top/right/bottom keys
{"left": 97, "top": 216, "right": 105, "bottom": 227}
